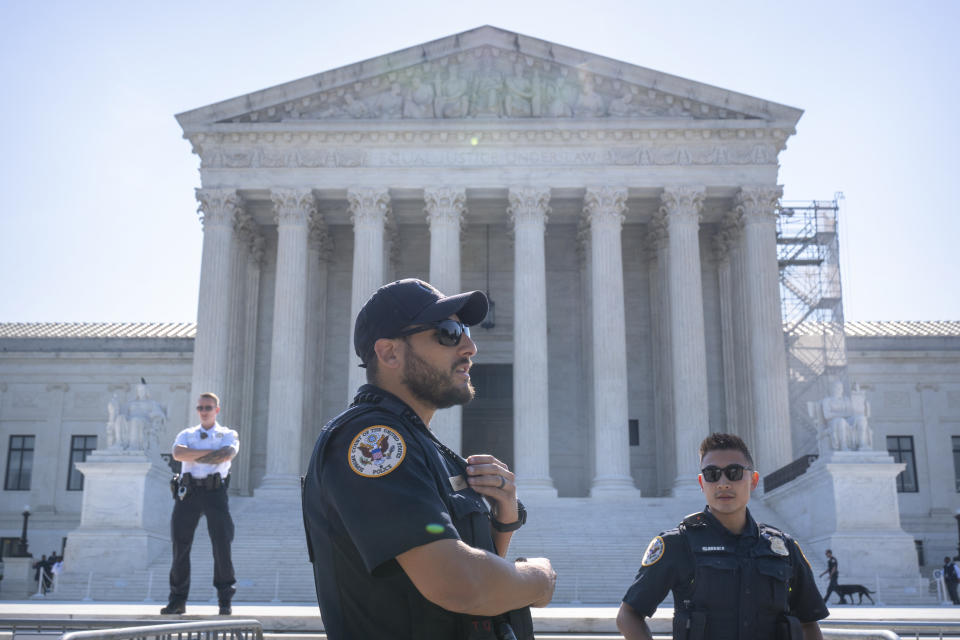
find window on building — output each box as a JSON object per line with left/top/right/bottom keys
{"left": 629, "top": 419, "right": 639, "bottom": 447}
{"left": 67, "top": 435, "right": 97, "bottom": 491}
{"left": 5, "top": 435, "right": 35, "bottom": 491}
{"left": 915, "top": 539, "right": 925, "bottom": 567}
{"left": 953, "top": 436, "right": 960, "bottom": 493}
{"left": 886, "top": 435, "right": 918, "bottom": 493}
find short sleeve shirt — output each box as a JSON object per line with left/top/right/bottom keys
{"left": 303, "top": 385, "right": 495, "bottom": 640}
{"left": 173, "top": 423, "right": 239, "bottom": 479}
{"left": 827, "top": 556, "right": 838, "bottom": 577}
{"left": 622, "top": 508, "right": 828, "bottom": 625}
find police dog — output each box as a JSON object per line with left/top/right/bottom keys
{"left": 836, "top": 584, "right": 876, "bottom": 605}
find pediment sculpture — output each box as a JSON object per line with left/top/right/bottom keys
{"left": 227, "top": 47, "right": 753, "bottom": 124}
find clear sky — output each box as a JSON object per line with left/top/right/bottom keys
{"left": 1, "top": 0, "right": 957, "bottom": 322}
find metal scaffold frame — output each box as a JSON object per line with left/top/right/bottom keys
{"left": 777, "top": 199, "right": 848, "bottom": 455}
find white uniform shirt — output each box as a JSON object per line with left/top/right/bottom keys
{"left": 173, "top": 423, "right": 239, "bottom": 479}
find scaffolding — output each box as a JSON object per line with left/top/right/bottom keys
{"left": 777, "top": 199, "right": 848, "bottom": 455}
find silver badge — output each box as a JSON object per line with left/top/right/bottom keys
{"left": 769, "top": 536, "right": 789, "bottom": 557}
{"left": 449, "top": 474, "right": 467, "bottom": 491}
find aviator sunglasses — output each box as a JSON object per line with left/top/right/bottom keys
{"left": 700, "top": 464, "right": 753, "bottom": 483}
{"left": 398, "top": 319, "right": 470, "bottom": 347}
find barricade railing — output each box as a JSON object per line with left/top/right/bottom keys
{"left": 58, "top": 619, "right": 263, "bottom": 640}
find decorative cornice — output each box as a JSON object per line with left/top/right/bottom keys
{"left": 507, "top": 187, "right": 551, "bottom": 231}
{"left": 735, "top": 185, "right": 783, "bottom": 223}
{"left": 270, "top": 188, "right": 316, "bottom": 226}
{"left": 583, "top": 186, "right": 628, "bottom": 228}
{"left": 195, "top": 188, "right": 242, "bottom": 229}
{"left": 424, "top": 187, "right": 467, "bottom": 230}
{"left": 347, "top": 187, "right": 391, "bottom": 226}
{"left": 190, "top": 128, "right": 786, "bottom": 170}
{"left": 659, "top": 185, "right": 705, "bottom": 224}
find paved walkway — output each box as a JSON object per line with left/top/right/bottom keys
{"left": 0, "top": 602, "right": 958, "bottom": 633}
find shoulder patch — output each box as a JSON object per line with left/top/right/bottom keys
{"left": 641, "top": 536, "right": 665, "bottom": 567}
{"left": 348, "top": 426, "right": 406, "bottom": 477}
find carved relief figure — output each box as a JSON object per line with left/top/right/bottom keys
{"left": 469, "top": 56, "right": 503, "bottom": 117}
{"left": 374, "top": 83, "right": 404, "bottom": 118}
{"left": 574, "top": 76, "right": 607, "bottom": 117}
{"left": 433, "top": 65, "right": 470, "bottom": 118}
{"left": 545, "top": 69, "right": 575, "bottom": 117}
{"left": 403, "top": 75, "right": 435, "bottom": 118}
{"left": 503, "top": 62, "right": 537, "bottom": 117}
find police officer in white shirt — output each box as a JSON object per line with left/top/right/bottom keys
{"left": 161, "top": 392, "right": 239, "bottom": 615}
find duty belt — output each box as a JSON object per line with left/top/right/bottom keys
{"left": 185, "top": 473, "right": 227, "bottom": 490}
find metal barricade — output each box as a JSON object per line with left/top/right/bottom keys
{"left": 58, "top": 620, "right": 262, "bottom": 640}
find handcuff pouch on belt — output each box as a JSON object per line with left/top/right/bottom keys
{"left": 171, "top": 472, "right": 227, "bottom": 501}
{"left": 464, "top": 609, "right": 532, "bottom": 640}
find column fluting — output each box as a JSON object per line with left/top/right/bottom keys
{"left": 508, "top": 187, "right": 557, "bottom": 495}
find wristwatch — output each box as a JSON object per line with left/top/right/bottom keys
{"left": 490, "top": 500, "right": 527, "bottom": 532}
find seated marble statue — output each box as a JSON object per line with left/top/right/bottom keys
{"left": 105, "top": 382, "right": 167, "bottom": 453}
{"left": 816, "top": 380, "right": 873, "bottom": 452}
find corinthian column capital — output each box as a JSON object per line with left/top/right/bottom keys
{"left": 424, "top": 187, "right": 467, "bottom": 229}
{"left": 271, "top": 188, "right": 315, "bottom": 226}
{"left": 659, "top": 185, "right": 705, "bottom": 223}
{"left": 508, "top": 187, "right": 551, "bottom": 229}
{"left": 583, "top": 186, "right": 628, "bottom": 227}
{"left": 196, "top": 188, "right": 242, "bottom": 229}
{"left": 347, "top": 187, "right": 391, "bottom": 226}
{"left": 735, "top": 185, "right": 783, "bottom": 223}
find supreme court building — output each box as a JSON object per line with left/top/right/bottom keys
{"left": 1, "top": 27, "right": 959, "bottom": 601}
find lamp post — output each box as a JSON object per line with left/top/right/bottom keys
{"left": 18, "top": 505, "right": 30, "bottom": 557}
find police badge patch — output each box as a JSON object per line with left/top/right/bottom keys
{"left": 767, "top": 535, "right": 789, "bottom": 557}
{"left": 641, "top": 536, "right": 665, "bottom": 566}
{"left": 348, "top": 426, "right": 406, "bottom": 478}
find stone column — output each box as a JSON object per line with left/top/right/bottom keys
{"left": 347, "top": 188, "right": 391, "bottom": 399}
{"left": 191, "top": 189, "right": 241, "bottom": 400}
{"left": 260, "top": 188, "right": 314, "bottom": 492}
{"left": 584, "top": 187, "right": 636, "bottom": 495}
{"left": 737, "top": 186, "right": 792, "bottom": 473}
{"left": 302, "top": 217, "right": 332, "bottom": 466}
{"left": 508, "top": 187, "right": 557, "bottom": 496}
{"left": 714, "top": 212, "right": 742, "bottom": 439}
{"left": 425, "top": 187, "right": 467, "bottom": 453}
{"left": 646, "top": 216, "right": 675, "bottom": 495}
{"left": 234, "top": 213, "right": 264, "bottom": 496}
{"left": 661, "top": 186, "right": 709, "bottom": 494}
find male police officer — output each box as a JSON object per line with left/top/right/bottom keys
{"left": 617, "top": 433, "right": 827, "bottom": 640}
{"left": 161, "top": 393, "right": 239, "bottom": 615}
{"left": 820, "top": 549, "right": 840, "bottom": 603}
{"left": 302, "top": 278, "right": 556, "bottom": 640}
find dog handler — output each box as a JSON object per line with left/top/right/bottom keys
{"left": 617, "top": 433, "right": 828, "bottom": 640}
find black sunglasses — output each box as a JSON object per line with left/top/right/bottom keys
{"left": 700, "top": 464, "right": 753, "bottom": 483}
{"left": 196, "top": 405, "right": 216, "bottom": 412}
{"left": 398, "top": 319, "right": 470, "bottom": 347}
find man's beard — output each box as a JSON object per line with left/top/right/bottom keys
{"left": 402, "top": 348, "right": 475, "bottom": 409}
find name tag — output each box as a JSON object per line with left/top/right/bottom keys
{"left": 449, "top": 475, "right": 467, "bottom": 491}
{"left": 701, "top": 546, "right": 726, "bottom": 552}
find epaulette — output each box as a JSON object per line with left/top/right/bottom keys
{"left": 680, "top": 511, "right": 708, "bottom": 528}
{"left": 758, "top": 522, "right": 788, "bottom": 538}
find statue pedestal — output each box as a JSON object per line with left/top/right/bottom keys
{"left": 762, "top": 451, "right": 920, "bottom": 583}
{"left": 64, "top": 450, "right": 172, "bottom": 575}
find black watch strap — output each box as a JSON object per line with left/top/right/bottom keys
{"left": 491, "top": 500, "right": 526, "bottom": 532}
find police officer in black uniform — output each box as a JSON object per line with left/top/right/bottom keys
{"left": 617, "top": 433, "right": 828, "bottom": 640}
{"left": 819, "top": 549, "right": 840, "bottom": 603}
{"left": 302, "top": 278, "right": 556, "bottom": 640}
{"left": 161, "top": 392, "right": 239, "bottom": 615}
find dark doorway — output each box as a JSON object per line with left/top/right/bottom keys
{"left": 462, "top": 364, "right": 513, "bottom": 469}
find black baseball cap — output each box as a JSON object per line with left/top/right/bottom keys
{"left": 354, "top": 278, "right": 488, "bottom": 366}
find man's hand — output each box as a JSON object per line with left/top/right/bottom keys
{"left": 465, "top": 454, "right": 518, "bottom": 524}
{"left": 517, "top": 557, "right": 556, "bottom": 607}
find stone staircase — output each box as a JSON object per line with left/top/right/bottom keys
{"left": 45, "top": 489, "right": 938, "bottom": 605}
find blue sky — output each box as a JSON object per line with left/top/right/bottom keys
{"left": 1, "top": 0, "right": 957, "bottom": 322}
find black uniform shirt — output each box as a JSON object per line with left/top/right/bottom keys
{"left": 827, "top": 556, "right": 838, "bottom": 580}
{"left": 302, "top": 385, "right": 496, "bottom": 640}
{"left": 622, "top": 507, "right": 828, "bottom": 625}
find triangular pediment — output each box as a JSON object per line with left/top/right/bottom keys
{"left": 177, "top": 26, "right": 801, "bottom": 130}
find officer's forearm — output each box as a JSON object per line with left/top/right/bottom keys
{"left": 397, "top": 539, "right": 553, "bottom": 616}
{"left": 616, "top": 603, "right": 654, "bottom": 640}
{"left": 801, "top": 621, "right": 824, "bottom": 640}
{"left": 173, "top": 445, "right": 215, "bottom": 462}
{"left": 491, "top": 529, "right": 514, "bottom": 558}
